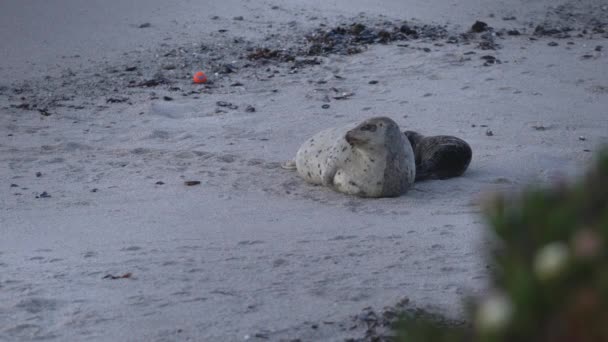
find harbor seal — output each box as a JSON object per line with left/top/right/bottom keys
{"left": 403, "top": 131, "right": 472, "bottom": 181}
{"left": 291, "top": 117, "right": 416, "bottom": 198}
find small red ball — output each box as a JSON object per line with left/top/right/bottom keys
{"left": 193, "top": 71, "right": 207, "bottom": 84}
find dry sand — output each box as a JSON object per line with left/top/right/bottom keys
{"left": 1, "top": 0, "right": 607, "bottom": 341}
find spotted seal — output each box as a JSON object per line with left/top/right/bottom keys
{"left": 287, "top": 117, "right": 415, "bottom": 197}
{"left": 403, "top": 131, "right": 472, "bottom": 181}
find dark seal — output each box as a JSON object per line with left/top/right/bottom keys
{"left": 403, "top": 131, "right": 472, "bottom": 181}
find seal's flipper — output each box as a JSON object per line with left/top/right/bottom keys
{"left": 281, "top": 160, "right": 297, "bottom": 170}
{"left": 415, "top": 162, "right": 434, "bottom": 181}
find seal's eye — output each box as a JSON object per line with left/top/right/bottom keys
{"left": 360, "top": 124, "right": 377, "bottom": 132}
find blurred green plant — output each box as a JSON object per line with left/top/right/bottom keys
{"left": 396, "top": 148, "right": 608, "bottom": 342}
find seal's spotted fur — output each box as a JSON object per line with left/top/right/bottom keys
{"left": 294, "top": 117, "right": 415, "bottom": 197}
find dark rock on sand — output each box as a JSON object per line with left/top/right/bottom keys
{"left": 217, "top": 101, "right": 238, "bottom": 110}
{"left": 37, "top": 191, "right": 51, "bottom": 198}
{"left": 471, "top": 21, "right": 490, "bottom": 33}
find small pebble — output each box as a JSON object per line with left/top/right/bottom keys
{"left": 37, "top": 191, "right": 51, "bottom": 198}
{"left": 217, "top": 101, "right": 238, "bottom": 110}
{"left": 368, "top": 80, "right": 379, "bottom": 84}
{"left": 486, "top": 129, "right": 494, "bottom": 136}
{"left": 184, "top": 181, "right": 201, "bottom": 186}
{"left": 579, "top": 136, "right": 586, "bottom": 141}
{"left": 36, "top": 172, "right": 42, "bottom": 177}
{"left": 321, "top": 104, "right": 330, "bottom": 109}
{"left": 548, "top": 42, "right": 559, "bottom": 47}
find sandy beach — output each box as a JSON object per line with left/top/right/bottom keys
{"left": 1, "top": 0, "right": 607, "bottom": 341}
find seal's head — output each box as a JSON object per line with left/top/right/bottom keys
{"left": 345, "top": 117, "right": 400, "bottom": 148}
{"left": 403, "top": 130, "right": 424, "bottom": 151}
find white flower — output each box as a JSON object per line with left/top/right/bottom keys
{"left": 476, "top": 292, "right": 513, "bottom": 333}
{"left": 534, "top": 242, "right": 570, "bottom": 281}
